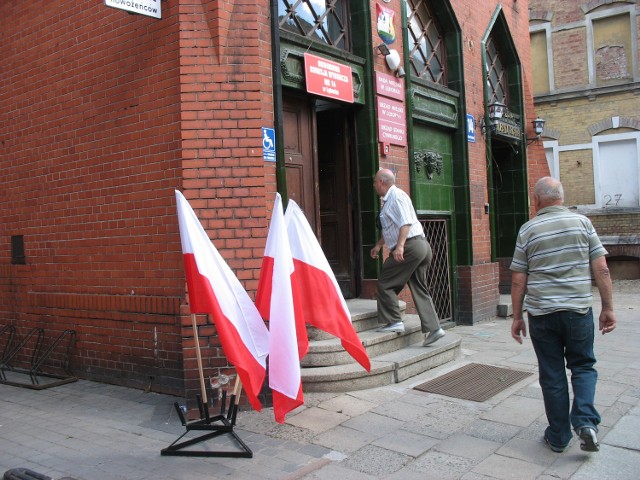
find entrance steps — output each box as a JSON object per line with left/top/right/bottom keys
{"left": 301, "top": 299, "right": 461, "bottom": 392}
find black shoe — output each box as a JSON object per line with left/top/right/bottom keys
{"left": 576, "top": 426, "right": 599, "bottom": 452}
{"left": 544, "top": 435, "right": 566, "bottom": 453}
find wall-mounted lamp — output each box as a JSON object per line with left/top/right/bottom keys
{"left": 376, "top": 44, "right": 406, "bottom": 78}
{"left": 525, "top": 117, "right": 546, "bottom": 145}
{"left": 488, "top": 101, "right": 506, "bottom": 121}
{"left": 479, "top": 101, "right": 507, "bottom": 136}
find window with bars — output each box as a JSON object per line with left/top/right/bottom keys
{"left": 485, "top": 35, "right": 508, "bottom": 105}
{"left": 407, "top": 0, "right": 447, "bottom": 85}
{"left": 420, "top": 219, "right": 452, "bottom": 322}
{"left": 278, "top": 0, "right": 349, "bottom": 50}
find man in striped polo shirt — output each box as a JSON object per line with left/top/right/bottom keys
{"left": 510, "top": 177, "right": 617, "bottom": 453}
{"left": 370, "top": 168, "right": 444, "bottom": 346}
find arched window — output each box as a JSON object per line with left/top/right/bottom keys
{"left": 278, "top": 0, "right": 349, "bottom": 50}
{"left": 407, "top": 0, "right": 447, "bottom": 85}
{"left": 485, "top": 35, "right": 508, "bottom": 105}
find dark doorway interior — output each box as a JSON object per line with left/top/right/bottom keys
{"left": 282, "top": 94, "right": 358, "bottom": 298}
{"left": 317, "top": 104, "right": 356, "bottom": 298}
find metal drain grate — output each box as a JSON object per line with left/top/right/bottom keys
{"left": 413, "top": 363, "right": 533, "bottom": 402}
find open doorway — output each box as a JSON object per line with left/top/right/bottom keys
{"left": 282, "top": 94, "right": 359, "bottom": 297}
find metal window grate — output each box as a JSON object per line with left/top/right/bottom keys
{"left": 420, "top": 219, "right": 452, "bottom": 322}
{"left": 278, "top": 0, "right": 348, "bottom": 50}
{"left": 407, "top": 0, "right": 447, "bottom": 85}
{"left": 485, "top": 35, "right": 508, "bottom": 105}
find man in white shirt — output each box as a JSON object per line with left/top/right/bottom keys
{"left": 370, "top": 169, "right": 444, "bottom": 346}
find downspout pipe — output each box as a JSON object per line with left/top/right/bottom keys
{"left": 270, "top": 0, "right": 287, "bottom": 205}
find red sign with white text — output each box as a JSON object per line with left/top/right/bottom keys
{"left": 304, "top": 53, "right": 354, "bottom": 103}
{"left": 377, "top": 96, "right": 407, "bottom": 146}
{"left": 375, "top": 72, "right": 404, "bottom": 101}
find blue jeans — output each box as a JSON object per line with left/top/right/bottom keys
{"left": 529, "top": 309, "right": 600, "bottom": 448}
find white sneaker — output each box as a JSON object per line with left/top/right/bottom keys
{"left": 376, "top": 322, "right": 405, "bottom": 333}
{"left": 423, "top": 328, "right": 445, "bottom": 346}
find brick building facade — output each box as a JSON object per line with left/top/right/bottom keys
{"left": 1, "top": 0, "right": 546, "bottom": 401}
{"left": 529, "top": 0, "right": 640, "bottom": 279}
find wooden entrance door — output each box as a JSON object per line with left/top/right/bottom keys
{"left": 282, "top": 95, "right": 356, "bottom": 297}
{"left": 283, "top": 96, "right": 318, "bottom": 231}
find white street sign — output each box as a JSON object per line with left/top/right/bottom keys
{"left": 105, "top": 0, "right": 161, "bottom": 19}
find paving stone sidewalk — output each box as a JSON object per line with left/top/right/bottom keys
{"left": 1, "top": 281, "right": 638, "bottom": 479}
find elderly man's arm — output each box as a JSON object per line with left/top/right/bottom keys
{"left": 591, "top": 255, "right": 617, "bottom": 335}
{"left": 392, "top": 225, "right": 411, "bottom": 262}
{"left": 370, "top": 237, "right": 386, "bottom": 259}
{"left": 511, "top": 271, "right": 528, "bottom": 344}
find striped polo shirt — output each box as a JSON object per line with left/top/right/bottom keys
{"left": 379, "top": 185, "right": 424, "bottom": 249}
{"left": 510, "top": 205, "right": 607, "bottom": 316}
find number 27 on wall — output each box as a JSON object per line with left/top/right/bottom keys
{"left": 603, "top": 194, "right": 622, "bottom": 207}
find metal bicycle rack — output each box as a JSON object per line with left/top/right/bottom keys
{"left": 0, "top": 326, "right": 77, "bottom": 389}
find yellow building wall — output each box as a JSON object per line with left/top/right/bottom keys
{"left": 558, "top": 149, "right": 595, "bottom": 206}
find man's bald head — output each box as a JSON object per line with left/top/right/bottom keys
{"left": 534, "top": 176, "right": 564, "bottom": 209}
{"left": 376, "top": 169, "right": 396, "bottom": 185}
{"left": 373, "top": 168, "right": 396, "bottom": 196}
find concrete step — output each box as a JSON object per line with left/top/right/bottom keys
{"left": 301, "top": 330, "right": 461, "bottom": 392}
{"left": 307, "top": 299, "right": 405, "bottom": 341}
{"left": 300, "top": 297, "right": 460, "bottom": 392}
{"left": 497, "top": 294, "right": 512, "bottom": 318}
{"left": 301, "top": 314, "right": 424, "bottom": 367}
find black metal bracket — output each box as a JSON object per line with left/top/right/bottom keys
{"left": 161, "top": 392, "right": 253, "bottom": 458}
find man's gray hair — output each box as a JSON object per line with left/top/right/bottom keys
{"left": 534, "top": 176, "right": 564, "bottom": 203}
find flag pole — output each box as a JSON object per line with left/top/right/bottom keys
{"left": 191, "top": 313, "right": 208, "bottom": 405}
{"left": 228, "top": 376, "right": 243, "bottom": 425}
{"left": 233, "top": 375, "right": 243, "bottom": 400}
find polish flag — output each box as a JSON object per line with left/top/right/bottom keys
{"left": 175, "top": 190, "right": 270, "bottom": 411}
{"left": 256, "top": 194, "right": 305, "bottom": 423}
{"left": 285, "top": 200, "right": 371, "bottom": 372}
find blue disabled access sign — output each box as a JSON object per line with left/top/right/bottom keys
{"left": 262, "top": 127, "right": 276, "bottom": 162}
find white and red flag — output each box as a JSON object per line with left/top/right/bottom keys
{"left": 175, "top": 190, "right": 270, "bottom": 411}
{"left": 256, "top": 194, "right": 305, "bottom": 423}
{"left": 285, "top": 200, "right": 371, "bottom": 372}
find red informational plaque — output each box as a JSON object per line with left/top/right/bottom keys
{"left": 375, "top": 71, "right": 406, "bottom": 147}
{"left": 375, "top": 72, "right": 404, "bottom": 101}
{"left": 377, "top": 97, "right": 407, "bottom": 146}
{"left": 304, "top": 53, "right": 354, "bottom": 103}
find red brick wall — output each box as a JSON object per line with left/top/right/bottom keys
{"left": 176, "top": 0, "right": 274, "bottom": 406}
{"left": 0, "top": 0, "right": 278, "bottom": 406}
{"left": 456, "top": 263, "right": 501, "bottom": 325}
{"left": 0, "top": 1, "right": 185, "bottom": 393}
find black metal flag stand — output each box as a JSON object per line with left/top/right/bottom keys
{"left": 161, "top": 312, "right": 253, "bottom": 457}
{"left": 161, "top": 377, "right": 253, "bottom": 458}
